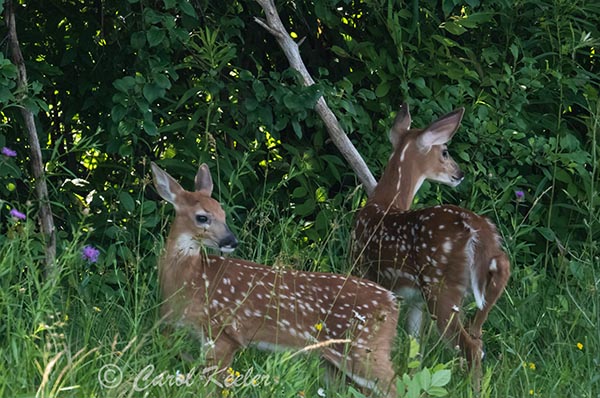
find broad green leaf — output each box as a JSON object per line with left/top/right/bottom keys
{"left": 154, "top": 74, "right": 171, "bottom": 90}
{"left": 111, "top": 105, "right": 127, "bottom": 123}
{"left": 147, "top": 27, "right": 166, "bottom": 47}
{"left": 143, "top": 120, "right": 158, "bottom": 136}
{"left": 375, "top": 81, "right": 390, "bottom": 97}
{"left": 431, "top": 369, "right": 452, "bottom": 387}
{"left": 113, "top": 77, "right": 135, "bottom": 93}
{"left": 178, "top": 0, "right": 197, "bottom": 17}
{"left": 143, "top": 83, "right": 164, "bottom": 103}
{"left": 418, "top": 367, "right": 431, "bottom": 389}
{"left": 537, "top": 227, "right": 556, "bottom": 242}
{"left": 119, "top": 192, "right": 135, "bottom": 212}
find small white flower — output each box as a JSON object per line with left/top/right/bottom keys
{"left": 451, "top": 305, "right": 460, "bottom": 312}
{"left": 317, "top": 387, "right": 326, "bottom": 397}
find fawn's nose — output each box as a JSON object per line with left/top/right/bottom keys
{"left": 219, "top": 226, "right": 239, "bottom": 253}
{"left": 453, "top": 169, "right": 465, "bottom": 184}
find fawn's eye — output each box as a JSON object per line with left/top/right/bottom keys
{"left": 442, "top": 149, "right": 449, "bottom": 159}
{"left": 195, "top": 214, "right": 209, "bottom": 225}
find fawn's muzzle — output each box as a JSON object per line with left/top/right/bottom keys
{"left": 219, "top": 226, "right": 238, "bottom": 253}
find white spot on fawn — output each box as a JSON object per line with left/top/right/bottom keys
{"left": 490, "top": 258, "right": 498, "bottom": 272}
{"left": 442, "top": 240, "right": 453, "bottom": 253}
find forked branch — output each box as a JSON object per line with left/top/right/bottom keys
{"left": 254, "top": 0, "right": 377, "bottom": 194}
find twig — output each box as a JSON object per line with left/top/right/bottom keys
{"left": 254, "top": 0, "right": 377, "bottom": 195}
{"left": 5, "top": 0, "right": 56, "bottom": 271}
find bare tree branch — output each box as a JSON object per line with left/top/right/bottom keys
{"left": 254, "top": 0, "right": 377, "bottom": 195}
{"left": 6, "top": 0, "right": 56, "bottom": 272}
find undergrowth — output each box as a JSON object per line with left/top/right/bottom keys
{"left": 0, "top": 168, "right": 598, "bottom": 397}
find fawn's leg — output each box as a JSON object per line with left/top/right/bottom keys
{"left": 426, "top": 284, "right": 482, "bottom": 390}
{"left": 469, "top": 254, "right": 511, "bottom": 339}
{"left": 323, "top": 345, "right": 397, "bottom": 398}
{"left": 204, "top": 335, "right": 238, "bottom": 370}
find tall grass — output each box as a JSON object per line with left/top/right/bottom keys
{"left": 1, "top": 152, "right": 598, "bottom": 398}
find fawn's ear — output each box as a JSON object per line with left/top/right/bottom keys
{"left": 416, "top": 108, "right": 464, "bottom": 152}
{"left": 389, "top": 102, "right": 412, "bottom": 149}
{"left": 151, "top": 162, "right": 183, "bottom": 205}
{"left": 194, "top": 163, "right": 213, "bottom": 196}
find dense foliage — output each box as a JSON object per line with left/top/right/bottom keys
{"left": 0, "top": 0, "right": 598, "bottom": 397}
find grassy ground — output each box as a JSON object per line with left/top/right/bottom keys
{"left": 0, "top": 189, "right": 598, "bottom": 398}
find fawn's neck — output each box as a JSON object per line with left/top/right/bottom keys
{"left": 368, "top": 151, "right": 424, "bottom": 211}
{"left": 160, "top": 227, "right": 213, "bottom": 296}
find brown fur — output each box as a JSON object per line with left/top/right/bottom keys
{"left": 152, "top": 162, "right": 399, "bottom": 397}
{"left": 351, "top": 105, "right": 511, "bottom": 389}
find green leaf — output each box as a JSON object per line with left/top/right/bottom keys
{"left": 147, "top": 27, "right": 166, "bottom": 47}
{"left": 375, "top": 81, "right": 390, "bottom": 97}
{"left": 143, "top": 83, "right": 165, "bottom": 103}
{"left": 406, "top": 378, "right": 421, "bottom": 398}
{"left": 131, "top": 31, "right": 146, "bottom": 49}
{"left": 154, "top": 74, "right": 171, "bottom": 89}
{"left": 295, "top": 198, "right": 315, "bottom": 217}
{"left": 442, "top": 21, "right": 467, "bottom": 35}
{"left": 292, "top": 186, "right": 307, "bottom": 198}
{"left": 119, "top": 192, "right": 135, "bottom": 212}
{"left": 141, "top": 201, "right": 157, "bottom": 215}
{"left": 244, "top": 97, "right": 258, "bottom": 112}
{"left": 178, "top": 0, "right": 197, "bottom": 18}
{"left": 431, "top": 369, "right": 452, "bottom": 387}
{"left": 331, "top": 45, "right": 350, "bottom": 58}
{"left": 111, "top": 105, "right": 127, "bottom": 123}
{"left": 253, "top": 80, "right": 267, "bottom": 101}
{"left": 117, "top": 120, "right": 134, "bottom": 137}
{"left": 417, "top": 367, "right": 431, "bottom": 389}
{"left": 537, "top": 227, "right": 556, "bottom": 242}
{"left": 113, "top": 77, "right": 135, "bottom": 93}
{"left": 510, "top": 43, "right": 519, "bottom": 60}
{"left": 461, "top": 12, "right": 494, "bottom": 27}
{"left": 143, "top": 120, "right": 158, "bottom": 136}
{"left": 427, "top": 386, "right": 449, "bottom": 397}
{"left": 291, "top": 120, "right": 302, "bottom": 139}
{"left": 315, "top": 187, "right": 327, "bottom": 203}
{"left": 409, "top": 337, "right": 420, "bottom": 359}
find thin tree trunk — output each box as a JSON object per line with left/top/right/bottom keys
{"left": 254, "top": 0, "right": 377, "bottom": 195}
{"left": 6, "top": 0, "right": 56, "bottom": 272}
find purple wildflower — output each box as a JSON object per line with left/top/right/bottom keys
{"left": 9, "top": 208, "right": 26, "bottom": 220}
{"left": 1, "top": 147, "right": 17, "bottom": 157}
{"left": 515, "top": 190, "right": 525, "bottom": 201}
{"left": 82, "top": 245, "right": 100, "bottom": 263}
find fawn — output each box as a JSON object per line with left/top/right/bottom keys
{"left": 352, "top": 104, "right": 511, "bottom": 385}
{"left": 151, "top": 161, "right": 399, "bottom": 397}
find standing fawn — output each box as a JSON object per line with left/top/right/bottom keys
{"left": 151, "top": 162, "right": 399, "bottom": 397}
{"left": 352, "top": 104, "right": 511, "bottom": 385}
